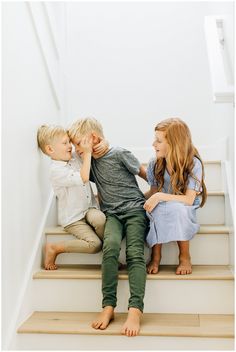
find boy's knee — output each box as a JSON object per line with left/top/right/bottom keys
{"left": 88, "top": 239, "right": 102, "bottom": 254}
{"left": 103, "top": 237, "right": 120, "bottom": 256}
{"left": 91, "top": 211, "right": 106, "bottom": 227}
{"left": 95, "top": 215, "right": 106, "bottom": 231}
{"left": 126, "top": 248, "right": 145, "bottom": 263}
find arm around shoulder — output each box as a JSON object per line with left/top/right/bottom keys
{"left": 138, "top": 164, "right": 147, "bottom": 181}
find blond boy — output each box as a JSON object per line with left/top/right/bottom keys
{"left": 68, "top": 118, "right": 148, "bottom": 337}
{"left": 37, "top": 125, "right": 108, "bottom": 270}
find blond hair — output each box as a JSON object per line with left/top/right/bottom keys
{"left": 67, "top": 117, "right": 104, "bottom": 141}
{"left": 154, "top": 118, "right": 207, "bottom": 207}
{"left": 37, "top": 125, "right": 67, "bottom": 155}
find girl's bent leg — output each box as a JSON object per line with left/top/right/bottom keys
{"left": 147, "top": 243, "right": 162, "bottom": 274}
{"left": 176, "top": 240, "right": 192, "bottom": 275}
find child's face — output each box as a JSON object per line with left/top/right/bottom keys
{"left": 72, "top": 133, "right": 99, "bottom": 157}
{"left": 48, "top": 133, "right": 72, "bottom": 161}
{"left": 153, "top": 131, "right": 168, "bottom": 158}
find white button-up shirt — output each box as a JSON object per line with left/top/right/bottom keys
{"left": 50, "top": 153, "right": 98, "bottom": 227}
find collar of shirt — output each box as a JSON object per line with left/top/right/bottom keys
{"left": 51, "top": 159, "right": 68, "bottom": 167}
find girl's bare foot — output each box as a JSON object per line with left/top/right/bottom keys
{"left": 147, "top": 257, "right": 161, "bottom": 274}
{"left": 44, "top": 243, "right": 58, "bottom": 270}
{"left": 147, "top": 244, "right": 162, "bottom": 274}
{"left": 176, "top": 256, "right": 192, "bottom": 275}
{"left": 121, "top": 307, "right": 142, "bottom": 337}
{"left": 91, "top": 306, "right": 114, "bottom": 330}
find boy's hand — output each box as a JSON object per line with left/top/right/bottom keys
{"left": 143, "top": 193, "right": 161, "bottom": 212}
{"left": 80, "top": 136, "right": 93, "bottom": 155}
{"left": 93, "top": 138, "right": 109, "bottom": 158}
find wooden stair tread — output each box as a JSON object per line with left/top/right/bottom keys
{"left": 17, "top": 311, "right": 234, "bottom": 337}
{"left": 33, "top": 265, "right": 234, "bottom": 280}
{"left": 45, "top": 224, "right": 231, "bottom": 236}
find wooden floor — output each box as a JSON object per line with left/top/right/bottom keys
{"left": 33, "top": 264, "right": 234, "bottom": 280}
{"left": 18, "top": 311, "right": 234, "bottom": 338}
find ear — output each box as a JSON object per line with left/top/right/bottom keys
{"left": 45, "top": 144, "right": 54, "bottom": 155}
{"left": 91, "top": 133, "right": 100, "bottom": 144}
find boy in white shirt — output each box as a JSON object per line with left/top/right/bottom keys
{"left": 37, "top": 125, "right": 107, "bottom": 270}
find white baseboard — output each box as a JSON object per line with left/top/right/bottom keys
{"left": 4, "top": 191, "right": 55, "bottom": 350}
{"left": 221, "top": 160, "right": 234, "bottom": 271}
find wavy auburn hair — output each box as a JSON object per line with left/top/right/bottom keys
{"left": 154, "top": 118, "right": 207, "bottom": 207}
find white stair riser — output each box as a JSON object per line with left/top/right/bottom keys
{"left": 13, "top": 334, "right": 234, "bottom": 351}
{"left": 197, "top": 195, "right": 224, "bottom": 224}
{"left": 14, "top": 334, "right": 234, "bottom": 351}
{"left": 31, "top": 279, "right": 234, "bottom": 314}
{"left": 163, "top": 235, "right": 229, "bottom": 265}
{"left": 93, "top": 164, "right": 222, "bottom": 197}
{"left": 136, "top": 163, "right": 222, "bottom": 193}
{"left": 204, "top": 163, "right": 222, "bottom": 191}
{"left": 49, "top": 234, "right": 229, "bottom": 265}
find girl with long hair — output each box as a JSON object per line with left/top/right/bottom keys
{"left": 144, "top": 118, "right": 207, "bottom": 275}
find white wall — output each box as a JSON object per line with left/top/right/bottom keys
{"left": 2, "top": 1, "right": 234, "bottom": 348}
{"left": 2, "top": 2, "right": 66, "bottom": 348}
{"left": 66, "top": 1, "right": 234, "bottom": 155}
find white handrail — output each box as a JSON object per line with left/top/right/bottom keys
{"left": 204, "top": 15, "right": 234, "bottom": 103}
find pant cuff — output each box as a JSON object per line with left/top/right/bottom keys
{"left": 128, "top": 305, "right": 144, "bottom": 313}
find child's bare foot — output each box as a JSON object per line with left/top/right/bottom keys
{"left": 176, "top": 256, "right": 192, "bottom": 275}
{"left": 44, "top": 243, "right": 58, "bottom": 270}
{"left": 147, "top": 257, "right": 161, "bottom": 274}
{"left": 121, "top": 307, "right": 142, "bottom": 337}
{"left": 91, "top": 306, "right": 114, "bottom": 330}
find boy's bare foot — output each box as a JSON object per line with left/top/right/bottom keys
{"left": 147, "top": 257, "right": 161, "bottom": 274}
{"left": 176, "top": 256, "right": 192, "bottom": 275}
{"left": 121, "top": 307, "right": 142, "bottom": 337}
{"left": 91, "top": 306, "right": 114, "bottom": 330}
{"left": 44, "top": 243, "right": 58, "bottom": 270}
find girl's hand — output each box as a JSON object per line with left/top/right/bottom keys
{"left": 143, "top": 193, "right": 163, "bottom": 212}
{"left": 80, "top": 136, "right": 93, "bottom": 154}
{"left": 93, "top": 138, "right": 109, "bottom": 157}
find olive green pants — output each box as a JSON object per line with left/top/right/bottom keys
{"left": 102, "top": 209, "right": 148, "bottom": 312}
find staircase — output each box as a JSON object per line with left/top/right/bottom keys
{"left": 17, "top": 161, "right": 234, "bottom": 350}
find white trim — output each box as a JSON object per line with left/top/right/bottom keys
{"left": 43, "top": 2, "right": 60, "bottom": 59}
{"left": 27, "top": 2, "right": 61, "bottom": 109}
{"left": 221, "top": 160, "right": 234, "bottom": 272}
{"left": 214, "top": 92, "right": 234, "bottom": 103}
{"left": 222, "top": 160, "right": 234, "bottom": 219}
{"left": 4, "top": 191, "right": 54, "bottom": 350}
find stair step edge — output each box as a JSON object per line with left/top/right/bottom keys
{"left": 17, "top": 311, "right": 234, "bottom": 338}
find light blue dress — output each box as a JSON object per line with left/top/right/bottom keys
{"left": 146, "top": 157, "right": 203, "bottom": 246}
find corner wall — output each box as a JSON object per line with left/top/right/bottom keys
{"left": 2, "top": 2, "right": 66, "bottom": 348}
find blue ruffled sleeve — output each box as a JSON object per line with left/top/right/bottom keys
{"left": 146, "top": 158, "right": 158, "bottom": 187}
{"left": 187, "top": 157, "right": 203, "bottom": 192}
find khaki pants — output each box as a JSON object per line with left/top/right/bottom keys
{"left": 64, "top": 208, "right": 106, "bottom": 253}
